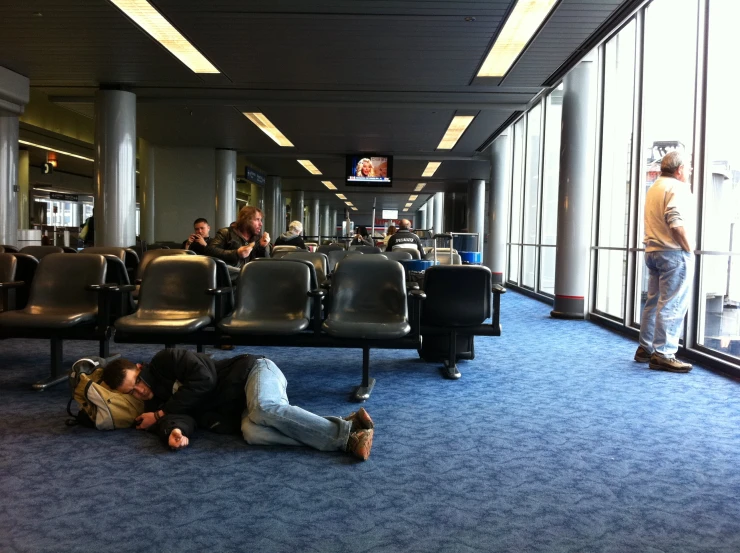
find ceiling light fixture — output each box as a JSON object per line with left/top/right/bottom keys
{"left": 351, "top": 207, "right": 358, "bottom": 211}
{"left": 409, "top": 195, "right": 418, "bottom": 201}
{"left": 109, "top": 0, "right": 219, "bottom": 74}
{"left": 437, "top": 115, "right": 475, "bottom": 150}
{"left": 243, "top": 113, "right": 294, "bottom": 147}
{"left": 19, "top": 140, "right": 94, "bottom": 162}
{"left": 422, "top": 162, "right": 441, "bottom": 177}
{"left": 405, "top": 203, "right": 413, "bottom": 208}
{"left": 336, "top": 193, "right": 347, "bottom": 200}
{"left": 476, "top": 0, "right": 558, "bottom": 77}
{"left": 297, "top": 159, "right": 322, "bottom": 175}
{"left": 414, "top": 183, "right": 427, "bottom": 192}
{"left": 402, "top": 208, "right": 409, "bottom": 212}
{"left": 345, "top": 201, "right": 353, "bottom": 206}
{"left": 321, "top": 181, "right": 337, "bottom": 190}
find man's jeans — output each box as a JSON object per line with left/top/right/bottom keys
{"left": 639, "top": 250, "right": 694, "bottom": 357}
{"left": 241, "top": 358, "right": 352, "bottom": 451}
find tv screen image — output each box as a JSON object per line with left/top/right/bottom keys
{"left": 346, "top": 155, "right": 392, "bottom": 186}
{"left": 381, "top": 209, "right": 398, "bottom": 220}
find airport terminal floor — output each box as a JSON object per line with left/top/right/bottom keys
{"left": 1, "top": 290, "right": 739, "bottom": 553}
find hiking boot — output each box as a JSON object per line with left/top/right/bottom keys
{"left": 344, "top": 407, "right": 374, "bottom": 432}
{"left": 649, "top": 353, "right": 692, "bottom": 373}
{"left": 347, "top": 429, "right": 374, "bottom": 461}
{"left": 634, "top": 346, "right": 651, "bottom": 363}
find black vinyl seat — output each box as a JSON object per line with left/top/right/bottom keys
{"left": 20, "top": 245, "right": 64, "bottom": 259}
{"left": 392, "top": 244, "right": 421, "bottom": 259}
{"left": 0, "top": 253, "right": 22, "bottom": 312}
{"left": 348, "top": 245, "right": 382, "bottom": 254}
{"left": 271, "top": 245, "right": 304, "bottom": 258}
{"left": 420, "top": 265, "right": 504, "bottom": 379}
{"left": 7, "top": 253, "right": 38, "bottom": 310}
{"left": 383, "top": 250, "right": 413, "bottom": 261}
{"left": 133, "top": 248, "right": 196, "bottom": 300}
{"left": 0, "top": 244, "right": 19, "bottom": 253}
{"left": 317, "top": 243, "right": 345, "bottom": 255}
{"left": 0, "top": 253, "right": 109, "bottom": 389}
{"left": 219, "top": 258, "right": 314, "bottom": 335}
{"left": 114, "top": 255, "right": 218, "bottom": 348}
{"left": 327, "top": 249, "right": 362, "bottom": 273}
{"left": 284, "top": 251, "right": 330, "bottom": 285}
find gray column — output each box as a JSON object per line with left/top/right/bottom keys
{"left": 552, "top": 57, "right": 596, "bottom": 319}
{"left": 18, "top": 149, "right": 29, "bottom": 229}
{"left": 467, "top": 179, "right": 485, "bottom": 253}
{"left": 418, "top": 205, "right": 427, "bottom": 230}
{"left": 320, "top": 203, "right": 331, "bottom": 240}
{"left": 426, "top": 198, "right": 435, "bottom": 234}
{"left": 291, "top": 190, "right": 304, "bottom": 227}
{"left": 250, "top": 183, "right": 262, "bottom": 210}
{"left": 309, "top": 199, "right": 320, "bottom": 239}
{"left": 0, "top": 67, "right": 28, "bottom": 246}
{"left": 94, "top": 89, "right": 136, "bottom": 247}
{"left": 215, "top": 149, "right": 236, "bottom": 231}
{"left": 330, "top": 209, "right": 338, "bottom": 239}
{"left": 139, "top": 138, "right": 155, "bottom": 243}
{"left": 263, "top": 175, "right": 281, "bottom": 238}
{"left": 433, "top": 192, "right": 445, "bottom": 235}
{"left": 487, "top": 135, "right": 509, "bottom": 284}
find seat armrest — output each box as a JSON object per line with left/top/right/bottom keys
{"left": 406, "top": 282, "right": 420, "bottom": 291}
{"left": 206, "top": 287, "right": 231, "bottom": 295}
{"left": 308, "top": 289, "right": 326, "bottom": 335}
{"left": 308, "top": 288, "right": 326, "bottom": 298}
{"left": 0, "top": 281, "right": 25, "bottom": 289}
{"left": 408, "top": 288, "right": 426, "bottom": 340}
{"left": 491, "top": 284, "right": 504, "bottom": 332}
{"left": 492, "top": 284, "right": 506, "bottom": 294}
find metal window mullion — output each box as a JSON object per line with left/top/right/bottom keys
{"left": 590, "top": 41, "right": 607, "bottom": 317}
{"left": 535, "top": 100, "right": 546, "bottom": 293}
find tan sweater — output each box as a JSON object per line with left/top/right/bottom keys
{"left": 643, "top": 175, "right": 694, "bottom": 252}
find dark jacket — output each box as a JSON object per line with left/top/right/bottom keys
{"left": 350, "top": 235, "right": 374, "bottom": 247}
{"left": 205, "top": 226, "right": 270, "bottom": 267}
{"left": 142, "top": 349, "right": 261, "bottom": 443}
{"left": 182, "top": 236, "right": 211, "bottom": 255}
{"left": 274, "top": 232, "right": 306, "bottom": 250}
{"left": 386, "top": 229, "right": 424, "bottom": 256}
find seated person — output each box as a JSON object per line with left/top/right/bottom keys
{"left": 383, "top": 225, "right": 397, "bottom": 246}
{"left": 206, "top": 205, "right": 271, "bottom": 268}
{"left": 274, "top": 220, "right": 306, "bottom": 250}
{"left": 386, "top": 219, "right": 424, "bottom": 256}
{"left": 182, "top": 217, "right": 212, "bottom": 254}
{"left": 102, "top": 349, "right": 374, "bottom": 460}
{"left": 350, "top": 226, "right": 374, "bottom": 247}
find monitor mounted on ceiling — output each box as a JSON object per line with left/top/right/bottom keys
{"left": 346, "top": 154, "right": 393, "bottom": 187}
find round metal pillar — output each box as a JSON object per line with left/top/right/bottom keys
{"left": 139, "top": 138, "right": 155, "bottom": 243}
{"left": 487, "top": 135, "right": 509, "bottom": 284}
{"left": 264, "top": 176, "right": 281, "bottom": 238}
{"left": 467, "top": 179, "right": 485, "bottom": 253}
{"left": 426, "top": 198, "right": 435, "bottom": 234}
{"left": 0, "top": 111, "right": 19, "bottom": 246}
{"left": 433, "top": 192, "right": 445, "bottom": 235}
{"left": 17, "top": 149, "right": 29, "bottom": 229}
{"left": 215, "top": 149, "right": 236, "bottom": 230}
{"left": 309, "top": 199, "right": 320, "bottom": 239}
{"left": 291, "top": 190, "right": 304, "bottom": 227}
{"left": 94, "top": 89, "right": 137, "bottom": 247}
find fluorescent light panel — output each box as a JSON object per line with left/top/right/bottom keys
{"left": 351, "top": 207, "right": 358, "bottom": 211}
{"left": 409, "top": 195, "right": 418, "bottom": 201}
{"left": 19, "top": 140, "right": 94, "bottom": 162}
{"left": 345, "top": 201, "right": 353, "bottom": 206}
{"left": 110, "top": 0, "right": 219, "bottom": 74}
{"left": 437, "top": 115, "right": 475, "bottom": 150}
{"left": 243, "top": 113, "right": 294, "bottom": 147}
{"left": 422, "top": 162, "right": 441, "bottom": 177}
{"left": 405, "top": 203, "right": 413, "bottom": 208}
{"left": 402, "top": 208, "right": 409, "bottom": 212}
{"left": 297, "top": 159, "right": 322, "bottom": 175}
{"left": 336, "top": 193, "right": 347, "bottom": 200}
{"left": 321, "top": 181, "right": 337, "bottom": 190}
{"left": 477, "top": 0, "right": 558, "bottom": 77}
{"left": 414, "top": 183, "right": 426, "bottom": 192}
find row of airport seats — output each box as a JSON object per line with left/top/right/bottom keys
{"left": 0, "top": 248, "right": 503, "bottom": 398}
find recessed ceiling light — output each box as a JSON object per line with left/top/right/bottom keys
{"left": 437, "top": 115, "right": 475, "bottom": 150}
{"left": 477, "top": 0, "right": 558, "bottom": 77}
{"left": 321, "top": 181, "right": 337, "bottom": 190}
{"left": 402, "top": 208, "right": 409, "bottom": 212}
{"left": 243, "top": 113, "right": 294, "bottom": 147}
{"left": 19, "top": 140, "right": 94, "bottom": 162}
{"left": 110, "top": 0, "right": 219, "bottom": 74}
{"left": 345, "top": 201, "right": 354, "bottom": 207}
{"left": 336, "top": 193, "right": 347, "bottom": 200}
{"left": 297, "top": 159, "right": 322, "bottom": 175}
{"left": 422, "top": 162, "right": 441, "bottom": 177}
{"left": 351, "top": 207, "right": 358, "bottom": 211}
{"left": 414, "top": 183, "right": 426, "bottom": 192}
{"left": 409, "top": 195, "right": 418, "bottom": 201}
{"left": 405, "top": 203, "right": 413, "bottom": 208}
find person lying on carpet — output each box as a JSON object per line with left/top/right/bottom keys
{"left": 102, "top": 348, "right": 374, "bottom": 460}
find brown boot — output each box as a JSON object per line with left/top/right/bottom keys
{"left": 347, "top": 429, "right": 374, "bottom": 461}
{"left": 344, "top": 407, "right": 374, "bottom": 432}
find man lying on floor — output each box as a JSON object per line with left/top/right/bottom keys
{"left": 101, "top": 348, "right": 374, "bottom": 460}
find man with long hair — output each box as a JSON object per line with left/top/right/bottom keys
{"left": 206, "top": 205, "right": 271, "bottom": 268}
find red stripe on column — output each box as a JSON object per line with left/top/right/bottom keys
{"left": 555, "top": 294, "right": 584, "bottom": 300}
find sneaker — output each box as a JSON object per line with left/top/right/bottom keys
{"left": 344, "top": 407, "right": 374, "bottom": 432}
{"left": 649, "top": 353, "right": 692, "bottom": 373}
{"left": 347, "top": 429, "right": 374, "bottom": 461}
{"left": 634, "top": 346, "right": 651, "bottom": 363}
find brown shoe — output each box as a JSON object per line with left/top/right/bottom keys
{"left": 344, "top": 407, "right": 374, "bottom": 432}
{"left": 347, "top": 429, "right": 374, "bottom": 461}
{"left": 634, "top": 345, "right": 651, "bottom": 363}
{"left": 649, "top": 353, "right": 692, "bottom": 373}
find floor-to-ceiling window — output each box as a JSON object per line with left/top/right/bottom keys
{"left": 508, "top": 118, "right": 526, "bottom": 284}
{"left": 521, "top": 103, "right": 542, "bottom": 289}
{"left": 697, "top": 0, "right": 740, "bottom": 361}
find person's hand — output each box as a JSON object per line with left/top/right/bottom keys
{"left": 237, "top": 244, "right": 254, "bottom": 259}
{"left": 168, "top": 428, "right": 189, "bottom": 450}
{"left": 194, "top": 235, "right": 206, "bottom": 246}
{"left": 135, "top": 412, "right": 157, "bottom": 430}
{"left": 260, "top": 232, "right": 270, "bottom": 247}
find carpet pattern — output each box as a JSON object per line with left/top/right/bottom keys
{"left": 1, "top": 292, "right": 739, "bottom": 552}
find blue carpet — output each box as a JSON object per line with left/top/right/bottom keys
{"left": 1, "top": 291, "right": 740, "bottom": 553}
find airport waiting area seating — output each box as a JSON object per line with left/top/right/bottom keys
{"left": 0, "top": 253, "right": 21, "bottom": 312}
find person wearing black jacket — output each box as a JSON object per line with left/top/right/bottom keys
{"left": 386, "top": 219, "right": 424, "bottom": 256}
{"left": 182, "top": 218, "right": 212, "bottom": 254}
{"left": 102, "top": 348, "right": 374, "bottom": 460}
{"left": 205, "top": 205, "right": 271, "bottom": 269}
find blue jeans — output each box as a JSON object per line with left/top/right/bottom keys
{"left": 241, "top": 358, "right": 352, "bottom": 451}
{"left": 639, "top": 250, "right": 694, "bottom": 357}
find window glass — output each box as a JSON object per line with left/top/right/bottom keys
{"left": 696, "top": 0, "right": 740, "bottom": 359}
{"left": 595, "top": 19, "right": 636, "bottom": 318}
{"left": 508, "top": 118, "right": 526, "bottom": 283}
{"left": 539, "top": 85, "right": 563, "bottom": 295}
{"left": 522, "top": 103, "right": 542, "bottom": 289}
{"left": 634, "top": 0, "right": 698, "bottom": 326}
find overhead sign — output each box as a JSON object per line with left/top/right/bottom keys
{"left": 43, "top": 162, "right": 54, "bottom": 174}
{"left": 49, "top": 192, "right": 79, "bottom": 202}
{"left": 245, "top": 166, "right": 266, "bottom": 186}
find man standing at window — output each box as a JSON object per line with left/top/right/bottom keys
{"left": 635, "top": 151, "right": 694, "bottom": 373}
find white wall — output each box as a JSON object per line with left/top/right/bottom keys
{"left": 153, "top": 147, "right": 216, "bottom": 242}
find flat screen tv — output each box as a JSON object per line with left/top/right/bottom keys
{"left": 381, "top": 209, "right": 398, "bottom": 220}
{"left": 346, "top": 154, "right": 392, "bottom": 186}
